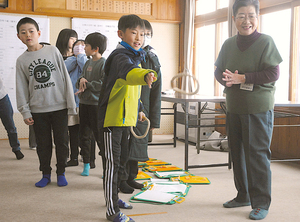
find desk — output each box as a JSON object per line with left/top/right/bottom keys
{"left": 161, "top": 94, "right": 230, "bottom": 170}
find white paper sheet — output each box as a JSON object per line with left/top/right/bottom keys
{"left": 134, "top": 190, "right": 178, "bottom": 203}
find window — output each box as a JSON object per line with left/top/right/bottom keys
{"left": 196, "top": 0, "right": 229, "bottom": 15}
{"left": 216, "top": 21, "right": 229, "bottom": 96}
{"left": 194, "top": 1, "right": 228, "bottom": 96}
{"left": 260, "top": 9, "right": 291, "bottom": 102}
{"left": 196, "top": 0, "right": 216, "bottom": 15}
{"left": 218, "top": 0, "right": 229, "bottom": 9}
{"left": 195, "top": 21, "right": 228, "bottom": 96}
{"left": 195, "top": 24, "right": 216, "bottom": 96}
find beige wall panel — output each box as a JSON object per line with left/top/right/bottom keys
{"left": 151, "top": 22, "right": 179, "bottom": 92}
{"left": 148, "top": 22, "right": 179, "bottom": 135}
{"left": 48, "top": 17, "right": 72, "bottom": 45}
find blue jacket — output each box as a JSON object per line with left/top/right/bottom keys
{"left": 64, "top": 54, "right": 88, "bottom": 107}
{"left": 98, "top": 45, "right": 156, "bottom": 128}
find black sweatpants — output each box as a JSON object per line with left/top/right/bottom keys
{"left": 103, "top": 127, "right": 130, "bottom": 217}
{"left": 32, "top": 109, "right": 68, "bottom": 175}
{"left": 126, "top": 159, "right": 139, "bottom": 182}
{"left": 68, "top": 124, "right": 79, "bottom": 160}
{"left": 79, "top": 104, "right": 102, "bottom": 163}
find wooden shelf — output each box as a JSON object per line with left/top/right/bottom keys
{"left": 0, "top": 0, "right": 183, "bottom": 23}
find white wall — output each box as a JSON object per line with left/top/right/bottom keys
{"left": 0, "top": 15, "right": 178, "bottom": 140}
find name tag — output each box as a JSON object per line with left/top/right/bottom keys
{"left": 87, "top": 66, "right": 93, "bottom": 72}
{"left": 240, "top": 83, "right": 254, "bottom": 91}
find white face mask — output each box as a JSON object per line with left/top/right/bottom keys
{"left": 73, "top": 44, "right": 85, "bottom": 56}
{"left": 142, "top": 35, "right": 152, "bottom": 48}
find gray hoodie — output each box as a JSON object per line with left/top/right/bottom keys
{"left": 16, "top": 45, "right": 76, "bottom": 120}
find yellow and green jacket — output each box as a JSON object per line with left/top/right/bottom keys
{"left": 98, "top": 45, "right": 157, "bottom": 128}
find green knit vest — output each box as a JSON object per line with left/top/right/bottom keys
{"left": 215, "top": 34, "right": 282, "bottom": 114}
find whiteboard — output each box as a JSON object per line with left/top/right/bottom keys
{"left": 0, "top": 14, "right": 50, "bottom": 112}
{"left": 72, "top": 18, "right": 119, "bottom": 59}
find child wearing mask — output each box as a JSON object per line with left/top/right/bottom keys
{"left": 64, "top": 39, "right": 89, "bottom": 167}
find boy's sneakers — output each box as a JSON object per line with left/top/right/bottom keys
{"left": 118, "top": 199, "right": 133, "bottom": 209}
{"left": 14, "top": 150, "right": 24, "bottom": 160}
{"left": 107, "top": 212, "right": 135, "bottom": 222}
{"left": 249, "top": 208, "right": 268, "bottom": 220}
{"left": 127, "top": 180, "right": 144, "bottom": 189}
{"left": 223, "top": 198, "right": 251, "bottom": 208}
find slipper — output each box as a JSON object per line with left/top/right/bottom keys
{"left": 223, "top": 199, "right": 250, "bottom": 208}
{"left": 249, "top": 208, "right": 268, "bottom": 220}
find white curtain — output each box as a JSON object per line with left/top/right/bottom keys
{"left": 228, "top": 0, "right": 238, "bottom": 37}
{"left": 180, "top": 0, "right": 196, "bottom": 93}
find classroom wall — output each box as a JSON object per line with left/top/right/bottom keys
{"left": 0, "top": 14, "right": 178, "bottom": 141}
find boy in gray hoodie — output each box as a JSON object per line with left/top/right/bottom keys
{"left": 16, "top": 17, "right": 76, "bottom": 188}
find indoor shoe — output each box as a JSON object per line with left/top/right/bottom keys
{"left": 249, "top": 208, "right": 268, "bottom": 220}
{"left": 127, "top": 180, "right": 144, "bottom": 189}
{"left": 35, "top": 174, "right": 51, "bottom": 188}
{"left": 57, "top": 173, "right": 68, "bottom": 187}
{"left": 113, "top": 212, "right": 135, "bottom": 222}
{"left": 66, "top": 159, "right": 78, "bottom": 167}
{"left": 118, "top": 199, "right": 133, "bottom": 209}
{"left": 223, "top": 199, "right": 251, "bottom": 208}
{"left": 81, "top": 163, "right": 90, "bottom": 176}
{"left": 14, "top": 150, "right": 24, "bottom": 160}
{"left": 119, "top": 181, "right": 134, "bottom": 194}
{"left": 90, "top": 161, "right": 95, "bottom": 169}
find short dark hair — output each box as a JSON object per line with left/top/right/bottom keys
{"left": 143, "top": 19, "right": 153, "bottom": 37}
{"left": 118, "top": 14, "right": 145, "bottom": 33}
{"left": 85, "top": 32, "right": 107, "bottom": 55}
{"left": 56, "top": 29, "right": 78, "bottom": 56}
{"left": 17, "top": 17, "right": 39, "bottom": 33}
{"left": 233, "top": 0, "right": 260, "bottom": 17}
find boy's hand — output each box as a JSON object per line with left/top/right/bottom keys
{"left": 138, "top": 112, "right": 146, "bottom": 122}
{"left": 75, "top": 89, "right": 83, "bottom": 95}
{"left": 24, "top": 117, "right": 34, "bottom": 125}
{"left": 145, "top": 72, "right": 157, "bottom": 89}
{"left": 75, "top": 78, "right": 88, "bottom": 95}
